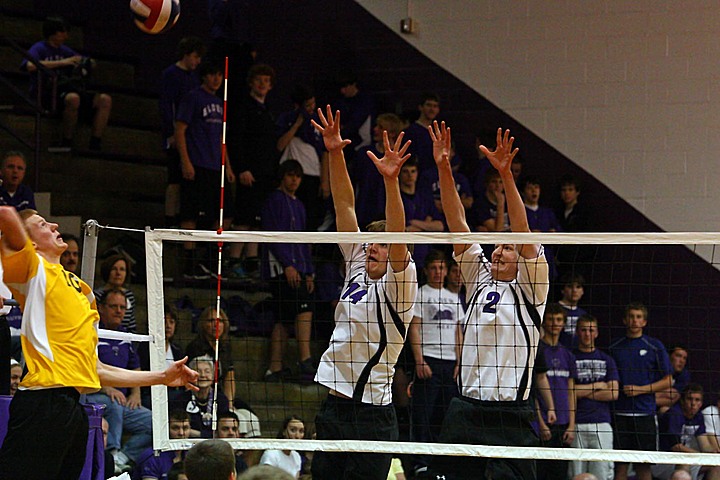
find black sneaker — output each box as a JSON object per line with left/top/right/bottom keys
{"left": 298, "top": 358, "right": 317, "bottom": 382}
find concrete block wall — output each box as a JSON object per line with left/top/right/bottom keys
{"left": 357, "top": 0, "right": 720, "bottom": 232}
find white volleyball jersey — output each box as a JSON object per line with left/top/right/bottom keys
{"left": 315, "top": 242, "right": 417, "bottom": 405}
{"left": 455, "top": 243, "right": 548, "bottom": 402}
{"left": 412, "top": 285, "right": 463, "bottom": 361}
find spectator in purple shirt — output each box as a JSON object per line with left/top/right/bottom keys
{"left": 404, "top": 92, "right": 441, "bottom": 178}
{"left": 22, "top": 16, "right": 112, "bottom": 151}
{"left": 657, "top": 345, "right": 691, "bottom": 414}
{"left": 261, "top": 160, "right": 316, "bottom": 383}
{"left": 0, "top": 152, "right": 35, "bottom": 213}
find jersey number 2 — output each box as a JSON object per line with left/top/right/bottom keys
{"left": 482, "top": 291, "right": 500, "bottom": 313}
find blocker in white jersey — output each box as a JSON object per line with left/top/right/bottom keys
{"left": 457, "top": 242, "right": 548, "bottom": 402}
{"left": 315, "top": 241, "right": 417, "bottom": 404}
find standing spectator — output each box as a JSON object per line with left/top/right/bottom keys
{"left": 657, "top": 346, "right": 691, "bottom": 414}
{"left": 334, "top": 72, "right": 375, "bottom": 165}
{"left": 403, "top": 92, "right": 441, "bottom": 177}
{"left": 85, "top": 289, "right": 153, "bottom": 473}
{"left": 94, "top": 254, "right": 137, "bottom": 333}
{"left": 227, "top": 63, "right": 277, "bottom": 277}
{"left": 558, "top": 273, "right": 588, "bottom": 348}
{"left": 535, "top": 303, "right": 576, "bottom": 480}
{"left": 261, "top": 160, "right": 315, "bottom": 383}
{"left": 185, "top": 307, "right": 235, "bottom": 401}
{"left": 407, "top": 249, "right": 463, "bottom": 476}
{"left": 134, "top": 410, "right": 192, "bottom": 480}
{"left": 522, "top": 175, "right": 561, "bottom": 233}
{"left": 556, "top": 174, "right": 590, "bottom": 233}
{"left": 59, "top": 232, "right": 79, "bottom": 273}
{"left": 159, "top": 36, "right": 205, "bottom": 228}
{"left": 21, "top": 16, "right": 112, "bottom": 151}
{"left": 311, "top": 107, "right": 416, "bottom": 480}
{"left": 0, "top": 152, "right": 35, "bottom": 212}
{"left": 609, "top": 302, "right": 673, "bottom": 480}
{"left": 176, "top": 61, "right": 235, "bottom": 278}
{"left": 428, "top": 122, "right": 549, "bottom": 479}
{"left": 470, "top": 169, "right": 508, "bottom": 232}
{"left": 570, "top": 314, "right": 619, "bottom": 480}
{"left": 276, "top": 85, "right": 327, "bottom": 231}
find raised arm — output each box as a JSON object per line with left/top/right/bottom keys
{"left": 0, "top": 206, "right": 28, "bottom": 254}
{"left": 429, "top": 121, "right": 470, "bottom": 256}
{"left": 312, "top": 106, "right": 357, "bottom": 232}
{"left": 367, "top": 130, "right": 412, "bottom": 273}
{"left": 479, "top": 128, "right": 539, "bottom": 259}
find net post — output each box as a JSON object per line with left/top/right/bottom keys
{"left": 81, "top": 219, "right": 100, "bottom": 288}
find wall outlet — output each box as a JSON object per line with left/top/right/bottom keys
{"left": 400, "top": 17, "right": 414, "bottom": 34}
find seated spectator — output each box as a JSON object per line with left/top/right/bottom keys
{"left": 238, "top": 465, "right": 294, "bottom": 480}
{"left": 703, "top": 396, "right": 720, "bottom": 452}
{"left": 134, "top": 409, "right": 191, "bottom": 480}
{"left": 556, "top": 174, "right": 590, "bottom": 233}
{"left": 84, "top": 289, "right": 153, "bottom": 473}
{"left": 558, "top": 273, "right": 588, "bottom": 348}
{"left": 658, "top": 346, "right": 691, "bottom": 414}
{"left": 217, "top": 411, "right": 249, "bottom": 474}
{"left": 260, "top": 160, "right": 315, "bottom": 383}
{"left": 470, "top": 169, "right": 508, "bottom": 232}
{"left": 185, "top": 307, "right": 235, "bottom": 400}
{"left": 139, "top": 304, "right": 186, "bottom": 408}
{"left": 160, "top": 36, "right": 205, "bottom": 228}
{"left": 9, "top": 358, "right": 21, "bottom": 396}
{"left": 59, "top": 232, "right": 80, "bottom": 273}
{"left": 276, "top": 85, "right": 326, "bottom": 231}
{"left": 94, "top": 254, "right": 137, "bottom": 332}
{"left": 0, "top": 152, "right": 35, "bottom": 212}
{"left": 171, "top": 355, "right": 230, "bottom": 438}
{"left": 651, "top": 384, "right": 720, "bottom": 480}
{"left": 21, "top": 16, "right": 112, "bottom": 151}
{"left": 259, "top": 416, "right": 304, "bottom": 478}
{"left": 353, "top": 112, "right": 403, "bottom": 229}
{"left": 167, "top": 463, "right": 188, "bottom": 480}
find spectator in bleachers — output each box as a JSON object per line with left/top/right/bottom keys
{"left": 610, "top": 302, "right": 673, "bottom": 480}
{"left": 702, "top": 395, "right": 720, "bottom": 452}
{"left": 470, "top": 168, "right": 508, "bottom": 232}
{"left": 227, "top": 63, "right": 278, "bottom": 278}
{"left": 403, "top": 92, "right": 441, "bottom": 178}
{"left": 22, "top": 16, "right": 112, "bottom": 151}
{"left": 535, "top": 303, "right": 576, "bottom": 480}
{"left": 558, "top": 272, "right": 588, "bottom": 348}
{"left": 427, "top": 140, "right": 473, "bottom": 214}
{"left": 657, "top": 346, "right": 691, "bottom": 414}
{"left": 9, "top": 358, "right": 21, "bottom": 396}
{"left": 138, "top": 304, "right": 185, "bottom": 408}
{"left": 176, "top": 61, "right": 235, "bottom": 279}
{"left": 85, "top": 288, "right": 153, "bottom": 473}
{"left": 134, "top": 409, "right": 191, "bottom": 480}
{"left": 444, "top": 258, "right": 466, "bottom": 312}
{"left": 260, "top": 160, "right": 315, "bottom": 383}
{"left": 185, "top": 306, "right": 235, "bottom": 401}
{"left": 94, "top": 254, "right": 137, "bottom": 333}
{"left": 0, "top": 152, "right": 35, "bottom": 212}
{"left": 159, "top": 36, "right": 205, "bottom": 228}
{"left": 651, "top": 384, "right": 720, "bottom": 480}
{"left": 171, "top": 355, "right": 230, "bottom": 438}
{"left": 570, "top": 314, "right": 619, "bottom": 480}
{"left": 334, "top": 72, "right": 376, "bottom": 165}
{"left": 557, "top": 174, "right": 590, "bottom": 233}
{"left": 522, "top": 175, "right": 561, "bottom": 233}
{"left": 399, "top": 156, "right": 444, "bottom": 269}
{"left": 259, "top": 415, "right": 305, "bottom": 478}
{"left": 59, "top": 232, "right": 79, "bottom": 273}
{"left": 354, "top": 112, "right": 404, "bottom": 229}
{"left": 217, "top": 411, "right": 249, "bottom": 475}
{"left": 276, "top": 85, "right": 327, "bottom": 231}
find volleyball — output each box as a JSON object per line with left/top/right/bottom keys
{"left": 130, "top": 0, "right": 180, "bottom": 35}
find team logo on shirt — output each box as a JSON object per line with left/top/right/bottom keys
{"left": 639, "top": 349, "right": 648, "bottom": 356}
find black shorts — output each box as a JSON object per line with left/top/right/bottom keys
{"left": 312, "top": 394, "right": 398, "bottom": 480}
{"left": 180, "top": 166, "right": 235, "bottom": 224}
{"left": 270, "top": 276, "right": 313, "bottom": 323}
{"left": 166, "top": 148, "right": 182, "bottom": 184}
{"left": 614, "top": 414, "right": 658, "bottom": 452}
{"left": 59, "top": 89, "right": 97, "bottom": 124}
{"left": 0, "top": 388, "right": 89, "bottom": 480}
{"left": 234, "top": 175, "right": 275, "bottom": 227}
{"left": 431, "top": 396, "right": 538, "bottom": 480}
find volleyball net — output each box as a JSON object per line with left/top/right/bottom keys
{"left": 91, "top": 226, "right": 720, "bottom": 468}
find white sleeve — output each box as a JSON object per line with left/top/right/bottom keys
{"left": 338, "top": 241, "right": 365, "bottom": 285}
{"left": 517, "top": 246, "right": 549, "bottom": 306}
{"left": 454, "top": 243, "right": 491, "bottom": 301}
{"left": 703, "top": 406, "right": 720, "bottom": 435}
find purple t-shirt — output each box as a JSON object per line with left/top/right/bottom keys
{"left": 404, "top": 122, "right": 434, "bottom": 176}
{"left": 609, "top": 334, "right": 672, "bottom": 415}
{"left": 573, "top": 348, "right": 619, "bottom": 424}
{"left": 353, "top": 145, "right": 385, "bottom": 229}
{"left": 21, "top": 41, "right": 79, "bottom": 98}
{"left": 525, "top": 205, "right": 562, "bottom": 232}
{"left": 176, "top": 86, "right": 223, "bottom": 171}
{"left": 97, "top": 326, "right": 140, "bottom": 396}
{"left": 538, "top": 340, "right": 577, "bottom": 425}
{"left": 658, "top": 403, "right": 706, "bottom": 452}
{"left": 261, "top": 189, "right": 314, "bottom": 278}
{"left": 0, "top": 185, "right": 36, "bottom": 212}
{"left": 134, "top": 449, "right": 178, "bottom": 480}
{"left": 559, "top": 303, "right": 588, "bottom": 348}
{"left": 400, "top": 188, "right": 443, "bottom": 268}
{"left": 159, "top": 64, "right": 200, "bottom": 145}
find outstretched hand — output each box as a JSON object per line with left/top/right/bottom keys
{"left": 479, "top": 128, "right": 518, "bottom": 175}
{"left": 164, "top": 356, "right": 199, "bottom": 391}
{"left": 428, "top": 120, "right": 451, "bottom": 167}
{"left": 366, "top": 130, "right": 411, "bottom": 179}
{"left": 311, "top": 105, "right": 352, "bottom": 152}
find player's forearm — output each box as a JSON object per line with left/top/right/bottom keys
{"left": 385, "top": 177, "right": 410, "bottom": 272}
{"left": 0, "top": 206, "right": 28, "bottom": 252}
{"left": 502, "top": 171, "right": 529, "bottom": 233}
{"left": 98, "top": 361, "right": 167, "bottom": 388}
{"left": 408, "top": 319, "right": 424, "bottom": 363}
